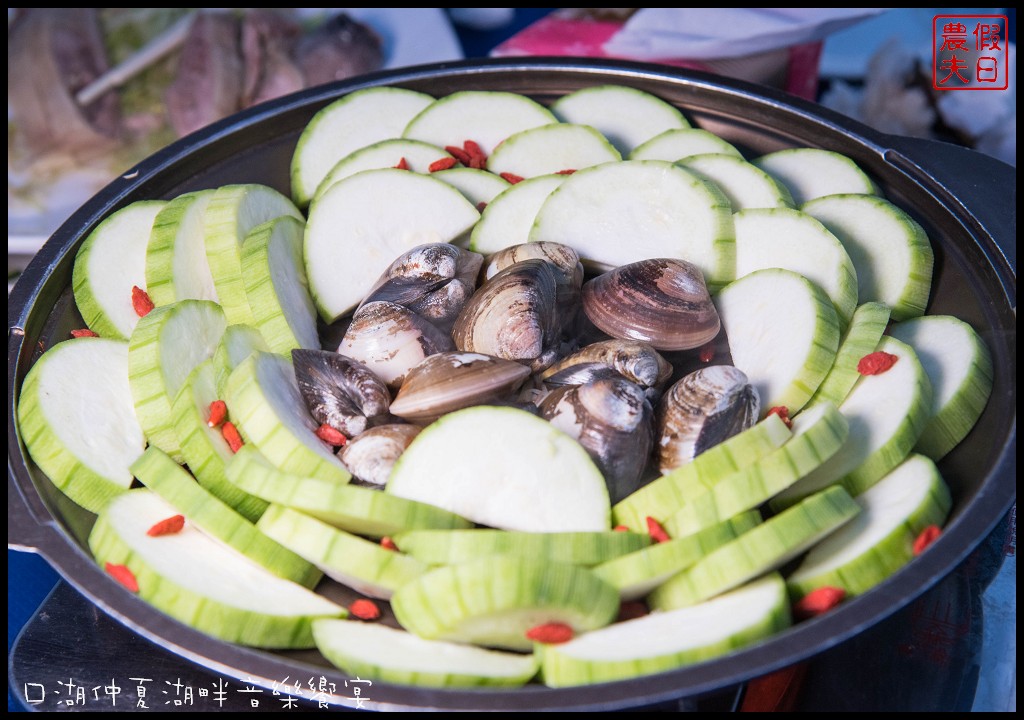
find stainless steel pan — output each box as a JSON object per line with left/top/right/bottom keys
{"left": 7, "top": 58, "right": 1016, "bottom": 711}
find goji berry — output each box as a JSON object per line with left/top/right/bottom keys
{"left": 393, "top": 157, "right": 410, "bottom": 170}
{"left": 698, "top": 342, "right": 715, "bottom": 363}
{"left": 792, "top": 586, "right": 845, "bottom": 620}
{"left": 525, "top": 622, "right": 574, "bottom": 644}
{"left": 475, "top": 201, "right": 488, "bottom": 213}
{"left": 315, "top": 423, "right": 348, "bottom": 447}
{"left": 857, "top": 350, "right": 899, "bottom": 375}
{"left": 221, "top": 421, "right": 244, "bottom": 453}
{"left": 463, "top": 140, "right": 487, "bottom": 169}
{"left": 207, "top": 400, "right": 227, "bottom": 428}
{"left": 147, "top": 514, "right": 186, "bottom": 537}
{"left": 499, "top": 172, "right": 524, "bottom": 184}
{"left": 380, "top": 536, "right": 398, "bottom": 551}
{"left": 767, "top": 406, "right": 792, "bottom": 429}
{"left": 71, "top": 328, "right": 99, "bottom": 338}
{"left": 132, "top": 286, "right": 154, "bottom": 317}
{"left": 105, "top": 562, "right": 139, "bottom": 593}
{"left": 349, "top": 599, "right": 381, "bottom": 621}
{"left": 555, "top": 168, "right": 577, "bottom": 175}
{"left": 646, "top": 516, "right": 670, "bottom": 543}
{"left": 444, "top": 146, "right": 472, "bottom": 165}
{"left": 613, "top": 525, "right": 630, "bottom": 532}
{"left": 428, "top": 157, "right": 457, "bottom": 172}
{"left": 913, "top": 525, "right": 942, "bottom": 556}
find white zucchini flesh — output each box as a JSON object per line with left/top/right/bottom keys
{"left": 714, "top": 267, "right": 840, "bottom": 415}
{"left": 72, "top": 200, "right": 167, "bottom": 340}
{"left": 171, "top": 360, "right": 268, "bottom": 523}
{"left": 256, "top": 505, "right": 427, "bottom": 600}
{"left": 788, "top": 453, "right": 951, "bottom": 599}
{"left": 772, "top": 336, "right": 933, "bottom": 508}
{"left": 240, "top": 215, "right": 319, "bottom": 354}
{"left": 486, "top": 123, "right": 621, "bottom": 178}
{"left": 807, "top": 302, "right": 891, "bottom": 408}
{"left": 733, "top": 207, "right": 858, "bottom": 327}
{"left": 540, "top": 574, "right": 790, "bottom": 687}
{"left": 402, "top": 90, "right": 558, "bottom": 156}
{"left": 130, "top": 447, "right": 321, "bottom": 588}
{"left": 801, "top": 194, "right": 934, "bottom": 321}
{"left": 304, "top": 168, "right": 480, "bottom": 322}
{"left": 550, "top": 84, "right": 690, "bottom": 156}
{"left": 628, "top": 127, "right": 742, "bottom": 162}
{"left": 312, "top": 138, "right": 453, "bottom": 203}
{"left": 88, "top": 489, "right": 344, "bottom": 648}
{"left": 314, "top": 619, "right": 539, "bottom": 688}
{"left": 17, "top": 338, "right": 145, "bottom": 513}
{"left": 752, "top": 148, "right": 879, "bottom": 205}
{"left": 387, "top": 406, "right": 610, "bottom": 532}
{"left": 211, "top": 323, "right": 269, "bottom": 395}
{"left": 431, "top": 167, "right": 511, "bottom": 207}
{"left": 886, "top": 315, "right": 994, "bottom": 460}
{"left": 225, "top": 352, "right": 350, "bottom": 484}
{"left": 128, "top": 300, "right": 227, "bottom": 461}
{"left": 468, "top": 173, "right": 568, "bottom": 254}
{"left": 290, "top": 86, "right": 435, "bottom": 208}
{"left": 650, "top": 486, "right": 860, "bottom": 611}
{"left": 146, "top": 190, "right": 218, "bottom": 307}
{"left": 529, "top": 160, "right": 735, "bottom": 285}
{"left": 677, "top": 154, "right": 794, "bottom": 211}
{"left": 203, "top": 184, "right": 303, "bottom": 326}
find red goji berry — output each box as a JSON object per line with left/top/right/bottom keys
{"left": 428, "top": 157, "right": 457, "bottom": 172}
{"left": 857, "top": 350, "right": 899, "bottom": 376}
{"left": 146, "top": 514, "right": 186, "bottom": 537}
{"left": 698, "top": 342, "right": 715, "bottom": 363}
{"left": 555, "top": 168, "right": 577, "bottom": 175}
{"left": 393, "top": 157, "right": 410, "bottom": 170}
{"left": 476, "top": 201, "right": 488, "bottom": 213}
{"left": 792, "top": 586, "right": 845, "bottom": 620}
{"left": 767, "top": 406, "right": 792, "bottom": 429}
{"left": 71, "top": 328, "right": 99, "bottom": 338}
{"left": 463, "top": 140, "right": 487, "bottom": 169}
{"left": 499, "top": 172, "right": 524, "bottom": 184}
{"left": 380, "top": 536, "right": 398, "bottom": 551}
{"left": 913, "top": 525, "right": 942, "bottom": 556}
{"left": 207, "top": 400, "right": 228, "bottom": 428}
{"left": 349, "top": 598, "right": 381, "bottom": 621}
{"left": 617, "top": 600, "right": 649, "bottom": 622}
{"left": 315, "top": 423, "right": 348, "bottom": 447}
{"left": 132, "top": 286, "right": 154, "bottom": 317}
{"left": 105, "top": 562, "right": 139, "bottom": 593}
{"left": 525, "top": 622, "right": 574, "bottom": 644}
{"left": 613, "top": 525, "right": 630, "bottom": 532}
{"left": 221, "top": 421, "right": 244, "bottom": 453}
{"left": 646, "top": 516, "right": 670, "bottom": 543}
{"left": 444, "top": 145, "right": 472, "bottom": 165}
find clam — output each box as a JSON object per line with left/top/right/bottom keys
{"left": 389, "top": 351, "right": 532, "bottom": 424}
{"left": 339, "top": 423, "right": 422, "bottom": 487}
{"left": 361, "top": 243, "right": 483, "bottom": 333}
{"left": 539, "top": 339, "right": 673, "bottom": 390}
{"left": 452, "top": 258, "right": 562, "bottom": 369}
{"left": 657, "top": 365, "right": 759, "bottom": 474}
{"left": 539, "top": 377, "right": 655, "bottom": 503}
{"left": 581, "top": 258, "right": 720, "bottom": 351}
{"left": 292, "top": 349, "right": 391, "bottom": 437}
{"left": 339, "top": 300, "right": 454, "bottom": 390}
{"left": 485, "top": 242, "right": 583, "bottom": 299}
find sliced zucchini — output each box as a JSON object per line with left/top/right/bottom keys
{"left": 752, "top": 148, "right": 879, "bottom": 205}
{"left": 468, "top": 173, "right": 568, "bottom": 254}
{"left": 430, "top": 167, "right": 511, "bottom": 207}
{"left": 211, "top": 323, "right": 270, "bottom": 396}
{"left": 312, "top": 138, "right": 453, "bottom": 203}
{"left": 486, "top": 123, "right": 621, "bottom": 178}
{"left": 807, "top": 302, "right": 891, "bottom": 408}
{"left": 628, "top": 127, "right": 742, "bottom": 162}
{"left": 678, "top": 154, "right": 794, "bottom": 211}
{"left": 145, "top": 190, "right": 218, "bottom": 307}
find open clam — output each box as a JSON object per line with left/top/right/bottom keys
{"left": 291, "top": 349, "right": 391, "bottom": 437}
{"left": 339, "top": 423, "right": 422, "bottom": 487}
{"left": 389, "top": 351, "right": 532, "bottom": 424}
{"left": 539, "top": 377, "right": 655, "bottom": 503}
{"left": 582, "top": 258, "right": 720, "bottom": 351}
{"left": 339, "top": 300, "right": 454, "bottom": 390}
{"left": 657, "top": 365, "right": 760, "bottom": 474}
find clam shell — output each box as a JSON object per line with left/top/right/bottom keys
{"left": 452, "top": 258, "right": 560, "bottom": 363}
{"left": 657, "top": 365, "right": 759, "bottom": 473}
{"left": 582, "top": 258, "right": 720, "bottom": 351}
{"left": 539, "top": 377, "right": 654, "bottom": 503}
{"left": 339, "top": 423, "right": 422, "bottom": 487}
{"left": 485, "top": 242, "right": 583, "bottom": 335}
{"left": 291, "top": 349, "right": 391, "bottom": 437}
{"left": 339, "top": 300, "right": 454, "bottom": 390}
{"left": 539, "top": 339, "right": 673, "bottom": 389}
{"left": 389, "top": 351, "right": 531, "bottom": 423}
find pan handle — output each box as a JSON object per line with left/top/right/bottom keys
{"left": 882, "top": 136, "right": 1017, "bottom": 268}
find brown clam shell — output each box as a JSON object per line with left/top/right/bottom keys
{"left": 389, "top": 351, "right": 531, "bottom": 424}
{"left": 339, "top": 423, "right": 422, "bottom": 487}
{"left": 539, "top": 339, "right": 673, "bottom": 390}
{"left": 291, "top": 349, "right": 390, "bottom": 437}
{"left": 582, "top": 258, "right": 720, "bottom": 351}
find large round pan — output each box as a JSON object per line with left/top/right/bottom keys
{"left": 7, "top": 58, "right": 1016, "bottom": 711}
